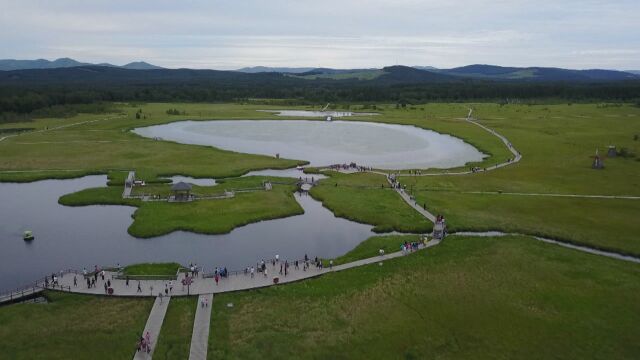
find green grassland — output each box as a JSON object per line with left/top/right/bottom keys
{"left": 311, "top": 172, "right": 433, "bottom": 233}
{"left": 154, "top": 296, "right": 198, "bottom": 360}
{"left": 209, "top": 235, "right": 640, "bottom": 359}
{"left": 423, "top": 193, "right": 640, "bottom": 256}
{"left": 0, "top": 292, "right": 152, "bottom": 360}
{"left": 403, "top": 103, "right": 640, "bottom": 254}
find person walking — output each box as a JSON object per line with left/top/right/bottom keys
{"left": 73, "top": 275, "right": 77, "bottom": 287}
{"left": 126, "top": 277, "right": 130, "bottom": 287}
{"left": 250, "top": 266, "right": 255, "bottom": 278}
{"left": 215, "top": 273, "right": 219, "bottom": 286}
{"left": 159, "top": 292, "right": 163, "bottom": 304}
{"left": 168, "top": 281, "right": 173, "bottom": 293}
{"left": 137, "top": 281, "right": 142, "bottom": 293}
{"left": 103, "top": 282, "right": 108, "bottom": 294}
{"left": 329, "top": 260, "right": 333, "bottom": 269}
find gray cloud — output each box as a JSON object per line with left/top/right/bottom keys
{"left": 0, "top": 0, "right": 638, "bottom": 69}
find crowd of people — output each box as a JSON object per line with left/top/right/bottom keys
{"left": 136, "top": 331, "right": 152, "bottom": 354}
{"left": 328, "top": 162, "right": 372, "bottom": 172}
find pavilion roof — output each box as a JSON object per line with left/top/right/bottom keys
{"left": 171, "top": 181, "right": 192, "bottom": 191}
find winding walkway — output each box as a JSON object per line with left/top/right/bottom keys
{"left": 46, "top": 242, "right": 439, "bottom": 298}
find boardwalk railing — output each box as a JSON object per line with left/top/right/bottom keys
{"left": 0, "top": 274, "right": 75, "bottom": 305}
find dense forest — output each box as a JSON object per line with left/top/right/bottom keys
{"left": 1, "top": 65, "right": 639, "bottom": 123}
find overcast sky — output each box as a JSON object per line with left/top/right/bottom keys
{"left": 0, "top": 0, "right": 638, "bottom": 70}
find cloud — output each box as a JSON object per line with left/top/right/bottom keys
{"left": 0, "top": 0, "right": 638, "bottom": 69}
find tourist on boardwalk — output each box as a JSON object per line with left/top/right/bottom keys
{"left": 159, "top": 292, "right": 164, "bottom": 303}
{"left": 214, "top": 273, "right": 219, "bottom": 286}
{"left": 107, "top": 279, "right": 111, "bottom": 288}
{"left": 103, "top": 282, "right": 108, "bottom": 294}
{"left": 126, "top": 277, "right": 129, "bottom": 287}
{"left": 264, "top": 268, "right": 268, "bottom": 278}
{"left": 164, "top": 284, "right": 168, "bottom": 296}
{"left": 145, "top": 331, "right": 152, "bottom": 353}
{"left": 86, "top": 277, "right": 90, "bottom": 288}
{"left": 100, "top": 270, "right": 105, "bottom": 281}
{"left": 73, "top": 275, "right": 77, "bottom": 287}
{"left": 329, "top": 260, "right": 333, "bottom": 269}
{"left": 250, "top": 266, "right": 255, "bottom": 278}
{"left": 137, "top": 281, "right": 142, "bottom": 293}
{"left": 168, "top": 280, "right": 173, "bottom": 293}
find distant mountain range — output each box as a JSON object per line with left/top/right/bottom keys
{"left": 243, "top": 64, "right": 639, "bottom": 82}
{"left": 235, "top": 66, "right": 315, "bottom": 74}
{"left": 0, "top": 58, "right": 163, "bottom": 71}
{"left": 0, "top": 58, "right": 638, "bottom": 82}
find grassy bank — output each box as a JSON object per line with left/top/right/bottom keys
{"left": 325, "top": 234, "right": 421, "bottom": 266}
{"left": 0, "top": 292, "right": 152, "bottom": 359}
{"left": 209, "top": 235, "right": 640, "bottom": 359}
{"left": 59, "top": 181, "right": 303, "bottom": 238}
{"left": 310, "top": 172, "right": 433, "bottom": 233}
{"left": 123, "top": 263, "right": 182, "bottom": 277}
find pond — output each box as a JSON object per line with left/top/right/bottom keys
{"left": 164, "top": 175, "right": 216, "bottom": 186}
{"left": 133, "top": 120, "right": 485, "bottom": 170}
{"left": 0, "top": 176, "right": 375, "bottom": 292}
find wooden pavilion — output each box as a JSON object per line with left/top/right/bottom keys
{"left": 171, "top": 182, "right": 193, "bottom": 202}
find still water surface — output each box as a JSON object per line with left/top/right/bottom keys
{"left": 133, "top": 120, "right": 485, "bottom": 170}
{"left": 0, "top": 176, "right": 374, "bottom": 292}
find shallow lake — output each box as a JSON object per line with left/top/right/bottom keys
{"left": 133, "top": 120, "right": 485, "bottom": 169}
{"left": 0, "top": 176, "right": 374, "bottom": 292}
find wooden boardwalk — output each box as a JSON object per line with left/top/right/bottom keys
{"left": 0, "top": 286, "right": 44, "bottom": 305}
{"left": 133, "top": 296, "right": 171, "bottom": 360}
{"left": 189, "top": 294, "right": 214, "bottom": 360}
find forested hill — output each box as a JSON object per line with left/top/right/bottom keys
{"left": 1, "top": 65, "right": 639, "bottom": 119}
